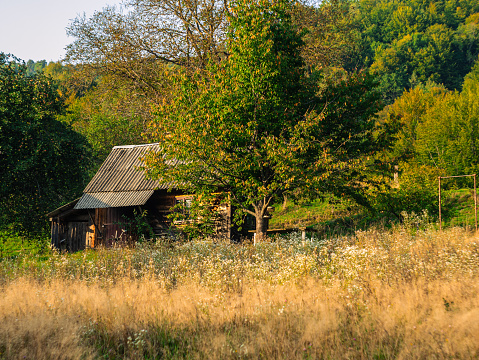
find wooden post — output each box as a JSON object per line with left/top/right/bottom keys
{"left": 299, "top": 227, "right": 306, "bottom": 246}
{"left": 474, "top": 174, "right": 477, "bottom": 232}
{"left": 393, "top": 165, "right": 399, "bottom": 188}
{"left": 439, "top": 176, "right": 442, "bottom": 231}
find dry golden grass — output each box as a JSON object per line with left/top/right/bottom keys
{"left": 1, "top": 222, "right": 479, "bottom": 359}
{"left": 1, "top": 277, "right": 479, "bottom": 359}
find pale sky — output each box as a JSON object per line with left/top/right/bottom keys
{"left": 0, "top": 0, "right": 122, "bottom": 63}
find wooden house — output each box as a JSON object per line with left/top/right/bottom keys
{"left": 47, "top": 143, "right": 234, "bottom": 251}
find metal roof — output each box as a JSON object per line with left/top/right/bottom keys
{"left": 74, "top": 191, "right": 155, "bottom": 209}
{"left": 74, "top": 143, "right": 178, "bottom": 210}
{"left": 83, "top": 143, "right": 164, "bottom": 193}
{"left": 47, "top": 198, "right": 80, "bottom": 218}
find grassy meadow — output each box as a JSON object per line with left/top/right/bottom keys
{"left": 1, "top": 213, "right": 479, "bottom": 359}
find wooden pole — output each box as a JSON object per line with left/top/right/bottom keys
{"left": 474, "top": 174, "right": 477, "bottom": 232}
{"left": 439, "top": 176, "right": 442, "bottom": 231}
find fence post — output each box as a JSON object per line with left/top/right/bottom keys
{"left": 474, "top": 174, "right": 477, "bottom": 232}
{"left": 438, "top": 176, "right": 442, "bottom": 231}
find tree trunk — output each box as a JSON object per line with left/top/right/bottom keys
{"left": 282, "top": 194, "right": 288, "bottom": 210}
{"left": 255, "top": 211, "right": 268, "bottom": 242}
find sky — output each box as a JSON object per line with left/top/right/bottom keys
{"left": 0, "top": 0, "right": 122, "bottom": 63}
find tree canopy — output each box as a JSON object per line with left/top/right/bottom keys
{"left": 144, "top": 0, "right": 385, "bottom": 239}
{"left": 382, "top": 58, "right": 479, "bottom": 177}
{"left": 0, "top": 54, "right": 91, "bottom": 233}
{"left": 351, "top": 0, "right": 479, "bottom": 102}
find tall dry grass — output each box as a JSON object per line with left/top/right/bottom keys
{"left": 1, "top": 217, "right": 479, "bottom": 359}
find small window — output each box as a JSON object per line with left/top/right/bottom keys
{"left": 175, "top": 197, "right": 192, "bottom": 218}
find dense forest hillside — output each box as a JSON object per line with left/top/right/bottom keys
{"left": 2, "top": 0, "right": 479, "bottom": 236}
{"left": 351, "top": 0, "right": 479, "bottom": 101}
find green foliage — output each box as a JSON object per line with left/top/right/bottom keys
{"left": 351, "top": 0, "right": 479, "bottom": 102}
{"left": 370, "top": 24, "right": 458, "bottom": 101}
{"left": 85, "top": 113, "right": 145, "bottom": 164}
{"left": 381, "top": 58, "right": 479, "bottom": 188}
{"left": 413, "top": 59, "right": 479, "bottom": 177}
{"left": 0, "top": 53, "right": 91, "bottom": 234}
{"left": 25, "top": 59, "right": 47, "bottom": 76}
{"left": 62, "top": 75, "right": 149, "bottom": 168}
{"left": 383, "top": 81, "right": 448, "bottom": 160}
{"left": 371, "top": 162, "right": 440, "bottom": 219}
{"left": 147, "top": 0, "right": 310, "bottom": 236}
{"left": 293, "top": 0, "right": 361, "bottom": 70}
{"left": 145, "top": 0, "right": 386, "bottom": 238}
{"left": 167, "top": 194, "right": 226, "bottom": 240}
{"left": 120, "top": 210, "right": 154, "bottom": 242}
{"left": 22, "top": 60, "right": 149, "bottom": 170}
{"left": 371, "top": 60, "right": 479, "bottom": 221}
{"left": 0, "top": 227, "right": 50, "bottom": 258}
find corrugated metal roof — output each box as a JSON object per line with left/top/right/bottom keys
{"left": 74, "top": 191, "right": 155, "bottom": 209}
{"left": 83, "top": 143, "right": 166, "bottom": 193}
{"left": 72, "top": 143, "right": 181, "bottom": 210}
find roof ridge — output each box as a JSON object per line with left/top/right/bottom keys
{"left": 112, "top": 143, "right": 159, "bottom": 149}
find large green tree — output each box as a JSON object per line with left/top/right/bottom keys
{"left": 144, "top": 0, "right": 385, "bottom": 240}
{"left": 0, "top": 54, "right": 91, "bottom": 234}
{"left": 63, "top": 0, "right": 363, "bottom": 170}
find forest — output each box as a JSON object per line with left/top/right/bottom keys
{"left": 1, "top": 0, "right": 479, "bottom": 237}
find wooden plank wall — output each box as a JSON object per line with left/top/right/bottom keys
{"left": 51, "top": 220, "right": 69, "bottom": 251}
{"left": 215, "top": 203, "right": 231, "bottom": 241}
{"left": 92, "top": 207, "right": 128, "bottom": 247}
{"left": 66, "top": 222, "right": 88, "bottom": 252}
{"left": 51, "top": 220, "right": 59, "bottom": 249}
{"left": 104, "top": 207, "right": 125, "bottom": 245}
{"left": 51, "top": 193, "right": 238, "bottom": 250}
{"left": 94, "top": 208, "right": 106, "bottom": 247}
{"left": 146, "top": 192, "right": 178, "bottom": 236}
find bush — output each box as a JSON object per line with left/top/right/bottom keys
{"left": 0, "top": 227, "right": 50, "bottom": 258}
{"left": 371, "top": 162, "right": 440, "bottom": 221}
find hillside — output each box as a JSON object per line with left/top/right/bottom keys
{"left": 269, "top": 189, "right": 479, "bottom": 234}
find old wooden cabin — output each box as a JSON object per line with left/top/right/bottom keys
{"left": 47, "top": 143, "right": 235, "bottom": 251}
